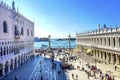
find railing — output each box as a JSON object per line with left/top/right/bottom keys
{"left": 76, "top": 27, "right": 120, "bottom": 36}
{"left": 0, "top": 53, "right": 14, "bottom": 62}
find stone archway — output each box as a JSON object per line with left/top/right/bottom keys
{"left": 5, "top": 61, "right": 9, "bottom": 74}
{"left": 0, "top": 64, "right": 3, "bottom": 77}
{"left": 118, "top": 55, "right": 120, "bottom": 65}
{"left": 21, "top": 54, "right": 23, "bottom": 64}
{"left": 14, "top": 57, "right": 17, "bottom": 68}
{"left": 24, "top": 54, "right": 26, "bottom": 61}
{"left": 26, "top": 53, "right": 28, "bottom": 60}
{"left": 108, "top": 53, "right": 111, "bottom": 63}
{"left": 97, "top": 51, "right": 100, "bottom": 58}
{"left": 104, "top": 52, "right": 106, "bottom": 60}
{"left": 18, "top": 55, "right": 21, "bottom": 65}
{"left": 113, "top": 54, "right": 116, "bottom": 64}
{"left": 10, "top": 59, "right": 13, "bottom": 70}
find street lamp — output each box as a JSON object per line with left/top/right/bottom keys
{"left": 39, "top": 60, "right": 43, "bottom": 80}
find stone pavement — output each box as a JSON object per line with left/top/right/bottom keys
{"left": 79, "top": 53, "right": 120, "bottom": 80}
{"left": 65, "top": 60, "right": 96, "bottom": 80}
{"left": 1, "top": 56, "right": 40, "bottom": 80}
{"left": 29, "top": 54, "right": 67, "bottom": 80}
{"left": 93, "top": 62, "right": 120, "bottom": 80}
{"left": 65, "top": 58, "right": 120, "bottom": 80}
{"left": 1, "top": 54, "right": 67, "bottom": 80}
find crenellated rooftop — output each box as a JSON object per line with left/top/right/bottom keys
{"left": 0, "top": 1, "right": 12, "bottom": 11}
{"left": 0, "top": 1, "right": 34, "bottom": 24}
{"left": 76, "top": 24, "right": 120, "bottom": 36}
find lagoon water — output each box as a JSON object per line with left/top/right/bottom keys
{"left": 34, "top": 40, "right": 76, "bottom": 49}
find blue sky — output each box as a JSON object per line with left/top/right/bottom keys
{"left": 2, "top": 0, "right": 120, "bottom": 38}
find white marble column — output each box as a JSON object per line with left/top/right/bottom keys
{"left": 115, "top": 37, "right": 118, "bottom": 48}
{"left": 99, "top": 51, "right": 101, "bottom": 59}
{"left": 2, "top": 65, "right": 5, "bottom": 76}
{"left": 106, "top": 38, "right": 108, "bottom": 47}
{"left": 110, "top": 37, "right": 111, "bottom": 47}
{"left": 16, "top": 58, "right": 18, "bottom": 67}
{"left": 110, "top": 53, "right": 113, "bottom": 64}
{"left": 118, "top": 38, "right": 120, "bottom": 48}
{"left": 101, "top": 51, "right": 104, "bottom": 60}
{"left": 8, "top": 64, "right": 10, "bottom": 73}
{"left": 12, "top": 60, "right": 14, "bottom": 70}
{"left": 106, "top": 52, "right": 109, "bottom": 63}
{"left": 102, "top": 38, "right": 104, "bottom": 46}
{"left": 19, "top": 56, "right": 21, "bottom": 64}
{"left": 110, "top": 37, "right": 113, "bottom": 47}
{"left": 115, "top": 54, "right": 119, "bottom": 65}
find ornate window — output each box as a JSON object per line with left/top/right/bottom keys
{"left": 3, "top": 21, "right": 8, "bottom": 33}
{"left": 31, "top": 30, "right": 33, "bottom": 36}
{"left": 108, "top": 38, "right": 110, "bottom": 46}
{"left": 0, "top": 47, "right": 2, "bottom": 56}
{"left": 113, "top": 37, "right": 115, "bottom": 47}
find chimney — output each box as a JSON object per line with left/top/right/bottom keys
{"left": 98, "top": 24, "right": 100, "bottom": 32}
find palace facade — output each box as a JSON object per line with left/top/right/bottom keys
{"left": 0, "top": 1, "right": 34, "bottom": 78}
{"left": 76, "top": 24, "right": 120, "bottom": 65}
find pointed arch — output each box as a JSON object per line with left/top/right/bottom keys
{"left": 21, "top": 27, "right": 24, "bottom": 35}
{"left": 3, "top": 21, "right": 8, "bottom": 33}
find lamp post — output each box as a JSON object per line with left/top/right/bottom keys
{"left": 39, "top": 60, "right": 43, "bottom": 80}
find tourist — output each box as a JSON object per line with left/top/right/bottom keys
{"left": 104, "top": 74, "right": 107, "bottom": 80}
{"left": 115, "top": 65, "right": 117, "bottom": 71}
{"left": 109, "top": 75, "right": 112, "bottom": 80}
{"left": 112, "top": 76, "right": 115, "bottom": 80}
{"left": 87, "top": 71, "right": 90, "bottom": 79}
{"left": 72, "top": 73, "right": 74, "bottom": 79}
{"left": 14, "top": 75, "right": 18, "bottom": 80}
{"left": 93, "top": 71, "right": 96, "bottom": 79}
{"left": 76, "top": 74, "right": 78, "bottom": 79}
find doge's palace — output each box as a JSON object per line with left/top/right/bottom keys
{"left": 0, "top": 1, "right": 34, "bottom": 78}
{"left": 76, "top": 24, "right": 120, "bottom": 65}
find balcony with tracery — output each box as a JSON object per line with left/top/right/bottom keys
{"left": 14, "top": 25, "right": 20, "bottom": 39}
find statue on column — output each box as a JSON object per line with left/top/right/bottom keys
{"left": 68, "top": 33, "right": 71, "bottom": 55}
{"left": 48, "top": 35, "right": 51, "bottom": 50}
